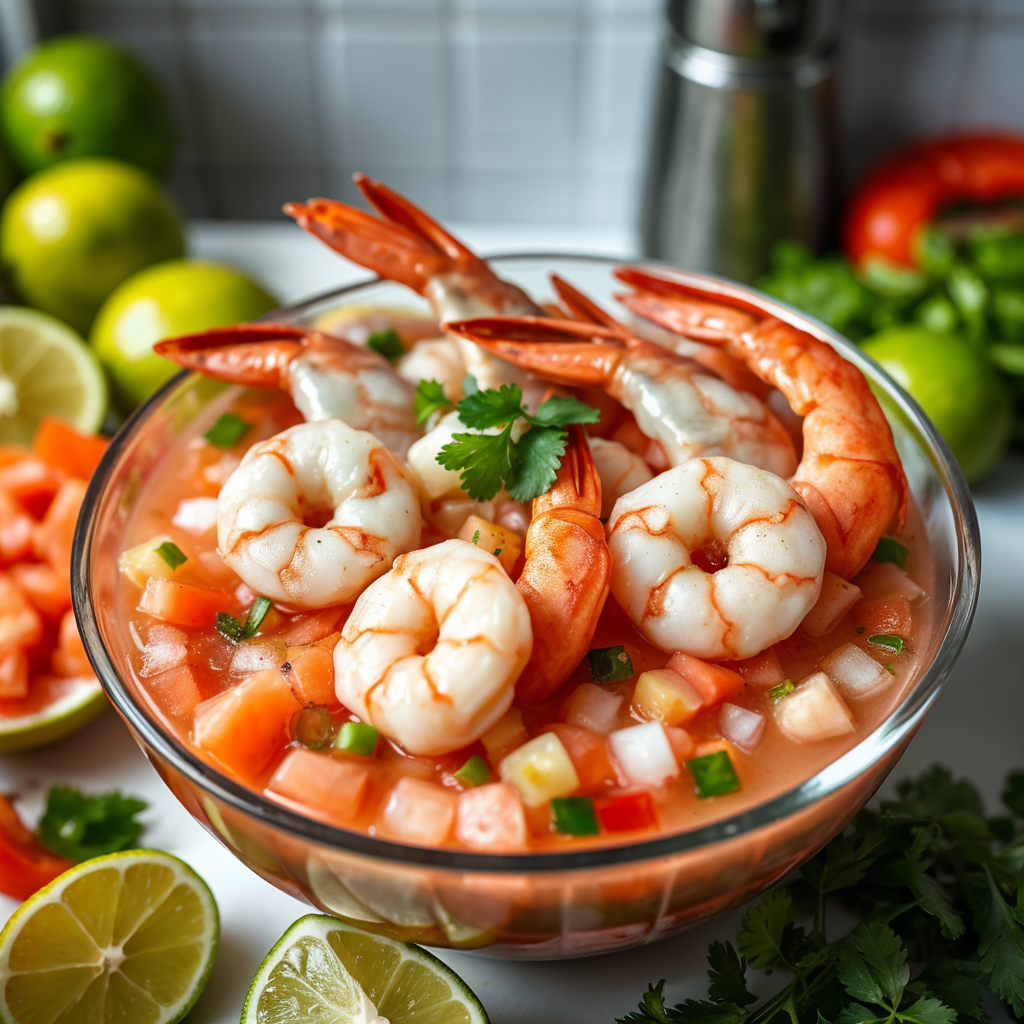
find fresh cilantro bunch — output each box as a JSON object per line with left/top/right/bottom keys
{"left": 414, "top": 379, "right": 599, "bottom": 503}
{"left": 619, "top": 764, "right": 1024, "bottom": 1024}
{"left": 38, "top": 786, "right": 147, "bottom": 862}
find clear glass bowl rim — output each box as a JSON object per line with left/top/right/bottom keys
{"left": 72, "top": 253, "right": 982, "bottom": 875}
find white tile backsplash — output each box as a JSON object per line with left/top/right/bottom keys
{"left": 54, "top": 0, "right": 1024, "bottom": 225}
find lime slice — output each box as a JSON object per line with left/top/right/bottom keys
{"left": 0, "top": 307, "right": 107, "bottom": 444}
{"left": 0, "top": 850, "right": 218, "bottom": 1024}
{"left": 242, "top": 915, "right": 489, "bottom": 1024}
{"left": 0, "top": 675, "right": 107, "bottom": 752}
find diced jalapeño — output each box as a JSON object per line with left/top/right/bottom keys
{"left": 588, "top": 645, "right": 634, "bottom": 684}
{"left": 454, "top": 754, "right": 490, "bottom": 788}
{"left": 686, "top": 751, "right": 741, "bottom": 799}
{"left": 872, "top": 537, "right": 909, "bottom": 568}
{"left": 335, "top": 722, "right": 379, "bottom": 756}
{"left": 550, "top": 796, "right": 599, "bottom": 836}
{"left": 869, "top": 634, "right": 905, "bottom": 654}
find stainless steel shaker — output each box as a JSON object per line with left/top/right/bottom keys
{"left": 640, "top": 0, "right": 839, "bottom": 283}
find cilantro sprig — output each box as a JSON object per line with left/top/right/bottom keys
{"left": 617, "top": 764, "right": 1024, "bottom": 1024}
{"left": 415, "top": 379, "right": 599, "bottom": 503}
{"left": 38, "top": 786, "right": 147, "bottom": 862}
{"left": 216, "top": 595, "right": 273, "bottom": 641}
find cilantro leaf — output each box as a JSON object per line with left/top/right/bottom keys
{"left": 529, "top": 394, "right": 602, "bottom": 428}
{"left": 438, "top": 427, "right": 516, "bottom": 502}
{"left": 414, "top": 380, "right": 454, "bottom": 424}
{"left": 737, "top": 890, "right": 794, "bottom": 971}
{"left": 973, "top": 868, "right": 1024, "bottom": 1015}
{"left": 456, "top": 383, "right": 525, "bottom": 430}
{"left": 242, "top": 595, "right": 272, "bottom": 638}
{"left": 838, "top": 922, "right": 908, "bottom": 1006}
{"left": 366, "top": 327, "right": 404, "bottom": 362}
{"left": 706, "top": 942, "right": 755, "bottom": 1006}
{"left": 897, "top": 997, "right": 957, "bottom": 1024}
{"left": 204, "top": 412, "right": 251, "bottom": 449}
{"left": 38, "top": 786, "right": 147, "bottom": 862}
{"left": 504, "top": 426, "right": 567, "bottom": 503}
{"left": 216, "top": 612, "right": 243, "bottom": 640}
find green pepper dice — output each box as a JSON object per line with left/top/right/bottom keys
{"left": 587, "top": 645, "right": 634, "bottom": 684}
{"left": 687, "top": 751, "right": 741, "bottom": 799}
{"left": 550, "top": 796, "right": 599, "bottom": 836}
{"left": 335, "top": 722, "right": 379, "bottom": 757}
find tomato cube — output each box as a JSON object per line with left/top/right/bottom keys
{"left": 455, "top": 783, "right": 528, "bottom": 852}
{"left": 146, "top": 665, "right": 204, "bottom": 720}
{"left": 138, "top": 577, "right": 228, "bottom": 630}
{"left": 0, "top": 489, "right": 34, "bottom": 566}
{"left": 0, "top": 575, "right": 43, "bottom": 657}
{"left": 32, "top": 417, "right": 109, "bottom": 480}
{"left": 0, "top": 650, "right": 29, "bottom": 699}
{"left": 283, "top": 635, "right": 340, "bottom": 709}
{"left": 595, "top": 791, "right": 658, "bottom": 833}
{"left": 266, "top": 748, "right": 370, "bottom": 825}
{"left": 377, "top": 777, "right": 457, "bottom": 846}
{"left": 275, "top": 607, "right": 345, "bottom": 647}
{"left": 0, "top": 456, "right": 63, "bottom": 517}
{"left": 52, "top": 611, "right": 91, "bottom": 677}
{"left": 10, "top": 563, "right": 71, "bottom": 621}
{"left": 666, "top": 652, "right": 743, "bottom": 707}
{"left": 32, "top": 478, "right": 87, "bottom": 578}
{"left": 193, "top": 669, "right": 301, "bottom": 778}
{"left": 854, "top": 596, "right": 913, "bottom": 636}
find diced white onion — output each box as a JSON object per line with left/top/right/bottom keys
{"left": 774, "top": 672, "right": 855, "bottom": 742}
{"left": 608, "top": 721, "right": 679, "bottom": 787}
{"left": 719, "top": 703, "right": 765, "bottom": 752}
{"left": 859, "top": 561, "right": 924, "bottom": 603}
{"left": 563, "top": 681, "right": 623, "bottom": 735}
{"left": 229, "top": 637, "right": 286, "bottom": 676}
{"left": 172, "top": 497, "right": 219, "bottom": 535}
{"left": 802, "top": 572, "right": 862, "bottom": 636}
{"left": 820, "top": 643, "right": 892, "bottom": 699}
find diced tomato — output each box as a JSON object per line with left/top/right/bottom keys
{"left": 664, "top": 725, "right": 695, "bottom": 763}
{"left": 192, "top": 669, "right": 301, "bottom": 778}
{"left": 666, "top": 652, "right": 743, "bottom": 707}
{"left": 0, "top": 650, "right": 29, "bottom": 699}
{"left": 265, "top": 748, "right": 370, "bottom": 825}
{"left": 145, "top": 664, "right": 204, "bottom": 720}
{"left": 0, "top": 574, "right": 43, "bottom": 657}
{"left": 32, "top": 417, "right": 109, "bottom": 481}
{"left": 455, "top": 783, "right": 528, "bottom": 852}
{"left": 0, "top": 793, "right": 74, "bottom": 900}
{"left": 138, "top": 577, "right": 229, "bottom": 630}
{"left": 33, "top": 478, "right": 87, "bottom": 578}
{"left": 52, "top": 611, "right": 91, "bottom": 678}
{"left": 274, "top": 607, "right": 346, "bottom": 647}
{"left": 10, "top": 563, "right": 71, "bottom": 621}
{"left": 854, "top": 596, "right": 913, "bottom": 636}
{"left": 283, "top": 635, "right": 339, "bottom": 709}
{"left": 595, "top": 791, "right": 658, "bottom": 833}
{"left": 732, "top": 648, "right": 785, "bottom": 688}
{"left": 0, "top": 489, "right": 35, "bottom": 566}
{"left": 543, "top": 723, "right": 617, "bottom": 795}
{"left": 0, "top": 456, "right": 63, "bottom": 517}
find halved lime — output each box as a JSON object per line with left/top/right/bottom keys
{"left": 242, "top": 915, "right": 489, "bottom": 1024}
{"left": 0, "top": 849, "right": 218, "bottom": 1024}
{"left": 0, "top": 307, "right": 107, "bottom": 444}
{"left": 0, "top": 675, "right": 107, "bottom": 752}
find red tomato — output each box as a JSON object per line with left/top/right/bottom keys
{"left": 595, "top": 791, "right": 658, "bottom": 833}
{"left": 0, "top": 793, "right": 74, "bottom": 900}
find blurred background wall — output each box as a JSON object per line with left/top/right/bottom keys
{"left": 3, "top": 0, "right": 1020, "bottom": 227}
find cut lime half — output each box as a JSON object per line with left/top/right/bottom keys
{"left": 0, "top": 849, "right": 218, "bottom": 1024}
{"left": 0, "top": 307, "right": 107, "bottom": 444}
{"left": 242, "top": 915, "right": 489, "bottom": 1024}
{"left": 0, "top": 675, "right": 107, "bottom": 752}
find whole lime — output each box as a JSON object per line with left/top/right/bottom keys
{"left": 861, "top": 326, "right": 1012, "bottom": 484}
{"left": 0, "top": 158, "right": 184, "bottom": 334}
{"left": 91, "top": 260, "right": 278, "bottom": 409}
{"left": 0, "top": 34, "right": 174, "bottom": 177}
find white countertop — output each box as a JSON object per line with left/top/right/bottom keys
{"left": 1, "top": 222, "right": 1021, "bottom": 1024}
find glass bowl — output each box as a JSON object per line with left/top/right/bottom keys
{"left": 72, "top": 255, "right": 981, "bottom": 959}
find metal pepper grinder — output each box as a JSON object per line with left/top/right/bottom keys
{"left": 640, "top": 0, "right": 839, "bottom": 283}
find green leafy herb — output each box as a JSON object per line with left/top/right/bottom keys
{"left": 869, "top": 634, "right": 905, "bottom": 654}
{"left": 154, "top": 541, "right": 187, "bottom": 571}
{"left": 617, "top": 763, "right": 1024, "bottom": 1024}
{"left": 873, "top": 538, "right": 910, "bottom": 568}
{"left": 436, "top": 382, "right": 600, "bottom": 502}
{"left": 414, "top": 379, "right": 454, "bottom": 424}
{"left": 768, "top": 679, "right": 795, "bottom": 704}
{"left": 366, "top": 327, "right": 404, "bottom": 362}
{"left": 38, "top": 786, "right": 147, "bottom": 862}
{"left": 216, "top": 595, "right": 273, "bottom": 641}
{"left": 471, "top": 530, "right": 481, "bottom": 545}
{"left": 204, "top": 412, "right": 251, "bottom": 449}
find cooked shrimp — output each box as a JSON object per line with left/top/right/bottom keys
{"left": 217, "top": 420, "right": 422, "bottom": 609}
{"left": 155, "top": 324, "right": 420, "bottom": 458}
{"left": 514, "top": 426, "right": 612, "bottom": 704}
{"left": 333, "top": 539, "right": 532, "bottom": 756}
{"left": 285, "top": 175, "right": 545, "bottom": 394}
{"left": 395, "top": 336, "right": 466, "bottom": 405}
{"left": 615, "top": 267, "right": 909, "bottom": 578}
{"left": 445, "top": 316, "right": 797, "bottom": 479}
{"left": 588, "top": 437, "right": 653, "bottom": 520}
{"left": 607, "top": 457, "right": 826, "bottom": 660}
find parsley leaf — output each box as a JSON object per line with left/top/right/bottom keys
{"left": 973, "top": 868, "right": 1024, "bottom": 1015}
{"left": 456, "top": 382, "right": 525, "bottom": 430}
{"left": 38, "top": 786, "right": 147, "bottom": 862}
{"left": 529, "top": 393, "right": 602, "bottom": 428}
{"left": 366, "top": 327, "right": 404, "bottom": 362}
{"left": 204, "top": 412, "right": 251, "bottom": 449}
{"left": 438, "top": 427, "right": 517, "bottom": 502}
{"left": 737, "top": 890, "right": 796, "bottom": 971}
{"left": 414, "top": 379, "right": 454, "bottom": 424}
{"left": 707, "top": 942, "right": 755, "bottom": 1006}
{"left": 505, "top": 426, "right": 567, "bottom": 503}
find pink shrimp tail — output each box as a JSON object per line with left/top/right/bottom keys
{"left": 153, "top": 323, "right": 309, "bottom": 388}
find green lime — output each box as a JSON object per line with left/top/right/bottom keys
{"left": 861, "top": 326, "right": 1012, "bottom": 483}
{"left": 91, "top": 260, "right": 278, "bottom": 409}
{"left": 0, "top": 676, "right": 107, "bottom": 753}
{"left": 242, "top": 915, "right": 489, "bottom": 1024}
{"left": 0, "top": 157, "right": 184, "bottom": 334}
{"left": 0, "top": 849, "right": 218, "bottom": 1024}
{"left": 0, "top": 35, "right": 174, "bottom": 177}
{"left": 0, "top": 306, "right": 107, "bottom": 444}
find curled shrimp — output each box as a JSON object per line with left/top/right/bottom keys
{"left": 217, "top": 420, "right": 422, "bottom": 609}
{"left": 607, "top": 457, "right": 826, "bottom": 660}
{"left": 155, "top": 323, "right": 420, "bottom": 458}
{"left": 333, "top": 539, "right": 533, "bottom": 756}
{"left": 588, "top": 437, "right": 653, "bottom": 520}
{"left": 615, "top": 267, "right": 909, "bottom": 578}
{"left": 444, "top": 315, "right": 797, "bottom": 479}
{"left": 285, "top": 175, "right": 544, "bottom": 394}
